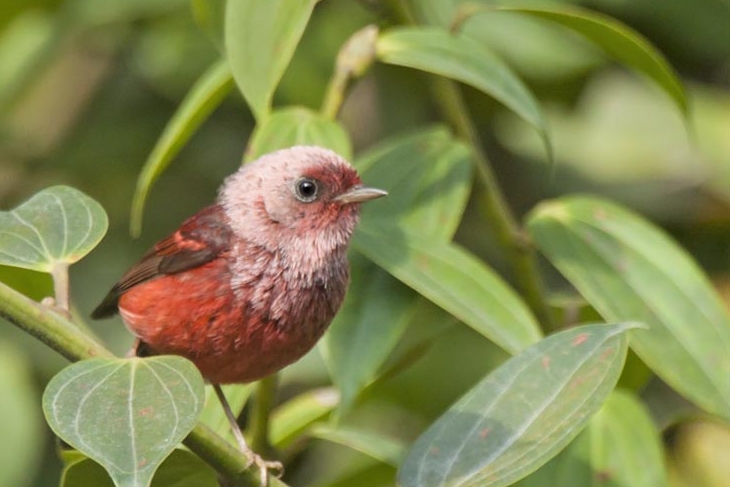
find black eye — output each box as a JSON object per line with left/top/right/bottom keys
{"left": 294, "top": 178, "right": 319, "bottom": 203}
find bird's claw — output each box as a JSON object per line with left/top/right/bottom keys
{"left": 243, "top": 451, "right": 283, "bottom": 486}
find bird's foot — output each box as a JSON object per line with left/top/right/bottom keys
{"left": 242, "top": 450, "right": 283, "bottom": 486}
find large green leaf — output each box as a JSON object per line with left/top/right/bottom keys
{"left": 43, "top": 356, "right": 205, "bottom": 487}
{"left": 354, "top": 223, "right": 541, "bottom": 354}
{"left": 376, "top": 27, "right": 550, "bottom": 156}
{"left": 527, "top": 196, "right": 730, "bottom": 421}
{"left": 0, "top": 186, "right": 107, "bottom": 272}
{"left": 356, "top": 125, "right": 472, "bottom": 240}
{"left": 323, "top": 127, "right": 472, "bottom": 413}
{"left": 61, "top": 450, "right": 218, "bottom": 487}
{"left": 322, "top": 256, "right": 417, "bottom": 414}
{"left": 245, "top": 106, "right": 352, "bottom": 162}
{"left": 225, "top": 0, "right": 318, "bottom": 121}
{"left": 130, "top": 59, "right": 234, "bottom": 236}
{"left": 498, "top": 6, "right": 687, "bottom": 115}
{"left": 397, "top": 323, "right": 637, "bottom": 487}
{"left": 515, "top": 389, "right": 667, "bottom": 487}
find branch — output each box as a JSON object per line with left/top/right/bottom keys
{"left": 0, "top": 279, "right": 281, "bottom": 487}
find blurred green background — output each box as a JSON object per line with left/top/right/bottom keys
{"left": 0, "top": 0, "right": 728, "bottom": 486}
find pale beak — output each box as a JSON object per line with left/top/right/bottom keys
{"left": 335, "top": 186, "right": 388, "bottom": 204}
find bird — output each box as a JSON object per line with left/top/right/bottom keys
{"left": 92, "top": 146, "right": 387, "bottom": 484}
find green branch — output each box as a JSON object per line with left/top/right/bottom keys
{"left": 0, "top": 279, "right": 281, "bottom": 487}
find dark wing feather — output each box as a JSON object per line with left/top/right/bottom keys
{"left": 91, "top": 204, "right": 232, "bottom": 319}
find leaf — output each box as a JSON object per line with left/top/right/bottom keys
{"left": 224, "top": 0, "right": 318, "bottom": 121}
{"left": 322, "top": 127, "right": 472, "bottom": 412}
{"left": 130, "top": 59, "right": 234, "bottom": 236}
{"left": 376, "top": 27, "right": 550, "bottom": 157}
{"left": 321, "top": 256, "right": 418, "bottom": 414}
{"left": 514, "top": 389, "right": 668, "bottom": 487}
{"left": 497, "top": 6, "right": 687, "bottom": 115}
{"left": 270, "top": 387, "right": 340, "bottom": 449}
{"left": 397, "top": 323, "right": 638, "bottom": 487}
{"left": 62, "top": 450, "right": 218, "bottom": 487}
{"left": 579, "top": 389, "right": 668, "bottom": 487}
{"left": 310, "top": 424, "right": 407, "bottom": 468}
{"left": 356, "top": 125, "right": 472, "bottom": 240}
{"left": 354, "top": 223, "right": 541, "bottom": 354}
{"left": 0, "top": 186, "right": 107, "bottom": 272}
{"left": 43, "top": 356, "right": 206, "bottom": 487}
{"left": 245, "top": 106, "right": 352, "bottom": 162}
{"left": 526, "top": 196, "right": 730, "bottom": 421}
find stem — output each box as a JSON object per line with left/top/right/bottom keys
{"left": 0, "top": 280, "right": 111, "bottom": 361}
{"left": 51, "top": 262, "right": 71, "bottom": 314}
{"left": 430, "top": 78, "right": 554, "bottom": 330}
{"left": 0, "top": 279, "right": 285, "bottom": 485}
{"left": 388, "top": 0, "right": 554, "bottom": 330}
{"left": 320, "top": 71, "right": 349, "bottom": 120}
{"left": 248, "top": 374, "right": 278, "bottom": 453}
{"left": 320, "top": 25, "right": 379, "bottom": 120}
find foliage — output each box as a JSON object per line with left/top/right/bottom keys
{"left": 0, "top": 1, "right": 728, "bottom": 487}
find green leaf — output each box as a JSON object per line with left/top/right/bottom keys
{"left": 526, "top": 196, "right": 730, "bottom": 421}
{"left": 376, "top": 27, "right": 550, "bottom": 157}
{"left": 245, "top": 106, "right": 352, "bottom": 162}
{"left": 515, "top": 389, "right": 668, "bottom": 487}
{"left": 580, "top": 389, "right": 668, "bottom": 487}
{"left": 397, "top": 323, "right": 637, "bottom": 487}
{"left": 62, "top": 450, "right": 218, "bottom": 487}
{"left": 498, "top": 6, "right": 687, "bottom": 115}
{"left": 224, "top": 0, "right": 318, "bottom": 121}
{"left": 130, "top": 59, "right": 234, "bottom": 236}
{"left": 322, "top": 256, "right": 417, "bottom": 414}
{"left": 322, "top": 127, "right": 472, "bottom": 412}
{"left": 0, "top": 186, "right": 107, "bottom": 272}
{"left": 270, "top": 387, "right": 340, "bottom": 449}
{"left": 326, "top": 127, "right": 469, "bottom": 400}
{"left": 310, "top": 424, "right": 407, "bottom": 468}
{"left": 356, "top": 125, "right": 472, "bottom": 240}
{"left": 43, "top": 356, "right": 206, "bottom": 487}
{"left": 354, "top": 224, "right": 541, "bottom": 354}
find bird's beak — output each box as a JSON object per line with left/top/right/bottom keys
{"left": 335, "top": 186, "right": 388, "bottom": 204}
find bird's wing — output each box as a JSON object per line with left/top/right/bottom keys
{"left": 91, "top": 204, "right": 232, "bottom": 318}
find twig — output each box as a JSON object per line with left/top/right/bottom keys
{"left": 386, "top": 0, "right": 555, "bottom": 330}
{"left": 248, "top": 374, "right": 278, "bottom": 453}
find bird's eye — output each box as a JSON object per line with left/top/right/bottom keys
{"left": 294, "top": 178, "right": 319, "bottom": 203}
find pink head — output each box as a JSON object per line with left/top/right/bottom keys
{"left": 219, "top": 146, "right": 386, "bottom": 257}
